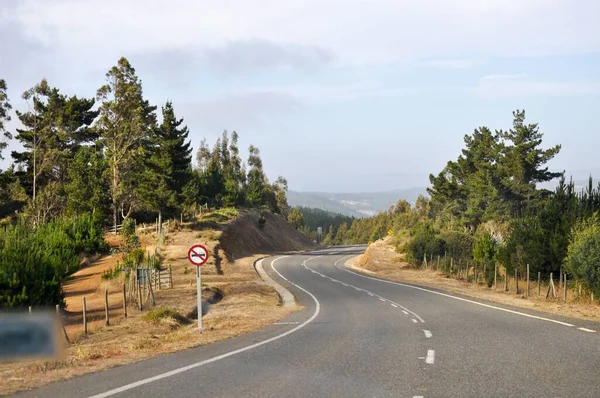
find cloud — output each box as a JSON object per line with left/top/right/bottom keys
{"left": 177, "top": 91, "right": 302, "bottom": 134}
{"left": 203, "top": 39, "right": 335, "bottom": 75}
{"left": 421, "top": 58, "right": 487, "bottom": 69}
{"left": 475, "top": 75, "right": 600, "bottom": 99}
{"left": 8, "top": 0, "right": 600, "bottom": 69}
{"left": 480, "top": 73, "right": 528, "bottom": 81}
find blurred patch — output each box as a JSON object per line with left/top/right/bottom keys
{"left": 0, "top": 311, "right": 66, "bottom": 363}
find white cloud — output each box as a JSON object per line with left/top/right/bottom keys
{"left": 480, "top": 73, "right": 528, "bottom": 81}
{"left": 475, "top": 76, "right": 600, "bottom": 99}
{"left": 7, "top": 0, "right": 600, "bottom": 69}
{"left": 421, "top": 59, "right": 487, "bottom": 69}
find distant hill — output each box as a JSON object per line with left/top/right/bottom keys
{"left": 287, "top": 188, "right": 427, "bottom": 217}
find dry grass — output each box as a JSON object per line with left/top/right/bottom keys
{"left": 351, "top": 237, "right": 600, "bottom": 322}
{"left": 0, "top": 223, "right": 296, "bottom": 396}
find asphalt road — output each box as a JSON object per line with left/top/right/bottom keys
{"left": 16, "top": 246, "right": 600, "bottom": 397}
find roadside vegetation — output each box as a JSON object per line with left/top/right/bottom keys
{"left": 315, "top": 111, "right": 600, "bottom": 300}
{"left": 0, "top": 59, "right": 291, "bottom": 309}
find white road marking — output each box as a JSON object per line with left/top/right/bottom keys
{"left": 425, "top": 350, "right": 435, "bottom": 364}
{"left": 402, "top": 310, "right": 409, "bottom": 315}
{"left": 87, "top": 256, "right": 322, "bottom": 398}
{"left": 413, "top": 396, "right": 424, "bottom": 398}
{"left": 304, "top": 256, "right": 425, "bottom": 323}
{"left": 391, "top": 304, "right": 398, "bottom": 308}
{"left": 423, "top": 330, "right": 432, "bottom": 338}
{"left": 578, "top": 327, "right": 597, "bottom": 333}
{"left": 412, "top": 319, "right": 418, "bottom": 323}
{"left": 379, "top": 298, "right": 386, "bottom": 302}
{"left": 274, "top": 322, "right": 301, "bottom": 325}
{"left": 337, "top": 265, "right": 577, "bottom": 328}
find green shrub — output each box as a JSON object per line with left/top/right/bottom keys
{"left": 405, "top": 221, "right": 443, "bottom": 265}
{"left": 0, "top": 213, "right": 107, "bottom": 307}
{"left": 473, "top": 233, "right": 496, "bottom": 286}
{"left": 120, "top": 217, "right": 139, "bottom": 252}
{"left": 440, "top": 231, "right": 474, "bottom": 262}
{"left": 142, "top": 307, "right": 189, "bottom": 326}
{"left": 565, "top": 214, "right": 600, "bottom": 297}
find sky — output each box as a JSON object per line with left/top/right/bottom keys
{"left": 1, "top": 0, "right": 599, "bottom": 192}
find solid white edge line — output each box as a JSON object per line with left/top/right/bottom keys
{"left": 402, "top": 310, "right": 409, "bottom": 315}
{"left": 379, "top": 298, "right": 386, "bottom": 302}
{"left": 423, "top": 330, "right": 432, "bottom": 338}
{"left": 578, "top": 327, "right": 597, "bottom": 333}
{"left": 338, "top": 265, "right": 576, "bottom": 328}
{"left": 87, "top": 255, "right": 322, "bottom": 398}
{"left": 425, "top": 350, "right": 435, "bottom": 364}
{"left": 391, "top": 304, "right": 398, "bottom": 308}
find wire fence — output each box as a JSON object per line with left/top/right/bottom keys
{"left": 419, "top": 252, "right": 597, "bottom": 304}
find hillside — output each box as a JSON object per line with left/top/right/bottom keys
{"left": 220, "top": 210, "right": 315, "bottom": 258}
{"left": 287, "top": 188, "right": 426, "bottom": 217}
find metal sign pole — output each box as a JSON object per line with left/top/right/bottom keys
{"left": 197, "top": 265, "right": 202, "bottom": 331}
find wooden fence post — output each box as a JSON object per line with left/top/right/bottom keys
{"left": 515, "top": 269, "right": 519, "bottom": 294}
{"left": 563, "top": 273, "right": 567, "bottom": 302}
{"left": 138, "top": 282, "right": 143, "bottom": 311}
{"left": 538, "top": 272, "right": 541, "bottom": 296}
{"left": 504, "top": 270, "right": 508, "bottom": 292}
{"left": 494, "top": 263, "right": 497, "bottom": 289}
{"left": 437, "top": 255, "right": 440, "bottom": 270}
{"left": 82, "top": 297, "right": 87, "bottom": 335}
{"left": 123, "top": 283, "right": 127, "bottom": 319}
{"left": 28, "top": 306, "right": 32, "bottom": 314}
{"left": 169, "top": 265, "right": 173, "bottom": 289}
{"left": 526, "top": 264, "right": 530, "bottom": 297}
{"left": 104, "top": 289, "right": 110, "bottom": 326}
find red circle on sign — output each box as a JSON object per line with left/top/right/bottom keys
{"left": 188, "top": 244, "right": 209, "bottom": 266}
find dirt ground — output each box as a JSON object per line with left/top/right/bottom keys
{"left": 352, "top": 237, "right": 600, "bottom": 322}
{"left": 0, "top": 211, "right": 304, "bottom": 396}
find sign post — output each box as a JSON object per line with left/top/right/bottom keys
{"left": 188, "top": 244, "right": 209, "bottom": 331}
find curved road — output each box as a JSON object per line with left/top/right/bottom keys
{"left": 17, "top": 246, "right": 600, "bottom": 397}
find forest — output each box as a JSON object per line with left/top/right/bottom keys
{"left": 296, "top": 111, "right": 600, "bottom": 297}
{"left": 0, "top": 58, "right": 290, "bottom": 307}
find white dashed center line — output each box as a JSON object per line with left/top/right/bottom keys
{"left": 578, "top": 327, "right": 597, "bottom": 333}
{"left": 423, "top": 330, "right": 432, "bottom": 338}
{"left": 425, "top": 350, "right": 435, "bottom": 364}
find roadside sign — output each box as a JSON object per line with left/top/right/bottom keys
{"left": 317, "top": 227, "right": 323, "bottom": 235}
{"left": 0, "top": 312, "right": 63, "bottom": 362}
{"left": 388, "top": 229, "right": 394, "bottom": 236}
{"left": 188, "top": 244, "right": 209, "bottom": 266}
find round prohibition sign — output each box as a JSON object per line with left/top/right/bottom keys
{"left": 188, "top": 244, "right": 209, "bottom": 266}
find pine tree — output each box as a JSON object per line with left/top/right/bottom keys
{"left": 499, "top": 110, "right": 562, "bottom": 214}
{"left": 65, "top": 146, "right": 109, "bottom": 217}
{"left": 156, "top": 101, "right": 192, "bottom": 206}
{"left": 95, "top": 57, "right": 157, "bottom": 231}
{"left": 288, "top": 207, "right": 305, "bottom": 229}
{"left": 11, "top": 80, "right": 97, "bottom": 221}
{"left": 0, "top": 79, "right": 11, "bottom": 162}
{"left": 273, "top": 176, "right": 290, "bottom": 217}
{"left": 246, "top": 144, "right": 267, "bottom": 206}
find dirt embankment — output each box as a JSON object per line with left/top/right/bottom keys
{"left": 353, "top": 237, "right": 600, "bottom": 322}
{"left": 220, "top": 210, "right": 314, "bottom": 259}
{"left": 0, "top": 209, "right": 309, "bottom": 396}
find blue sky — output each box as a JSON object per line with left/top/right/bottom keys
{"left": 1, "top": 0, "right": 599, "bottom": 192}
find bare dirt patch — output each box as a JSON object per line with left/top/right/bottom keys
{"left": 352, "top": 237, "right": 600, "bottom": 322}
{"left": 0, "top": 212, "right": 301, "bottom": 396}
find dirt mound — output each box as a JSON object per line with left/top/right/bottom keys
{"left": 220, "top": 210, "right": 314, "bottom": 259}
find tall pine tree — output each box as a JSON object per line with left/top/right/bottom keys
{"left": 0, "top": 79, "right": 11, "bottom": 162}
{"left": 95, "top": 57, "right": 156, "bottom": 230}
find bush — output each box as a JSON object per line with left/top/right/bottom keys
{"left": 440, "top": 231, "right": 474, "bottom": 262}
{"left": 406, "top": 221, "right": 443, "bottom": 265}
{"left": 473, "top": 233, "right": 496, "bottom": 286}
{"left": 120, "top": 217, "right": 139, "bottom": 252}
{"left": 565, "top": 214, "right": 600, "bottom": 297}
{"left": 0, "top": 213, "right": 108, "bottom": 307}
{"left": 142, "top": 307, "right": 189, "bottom": 327}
